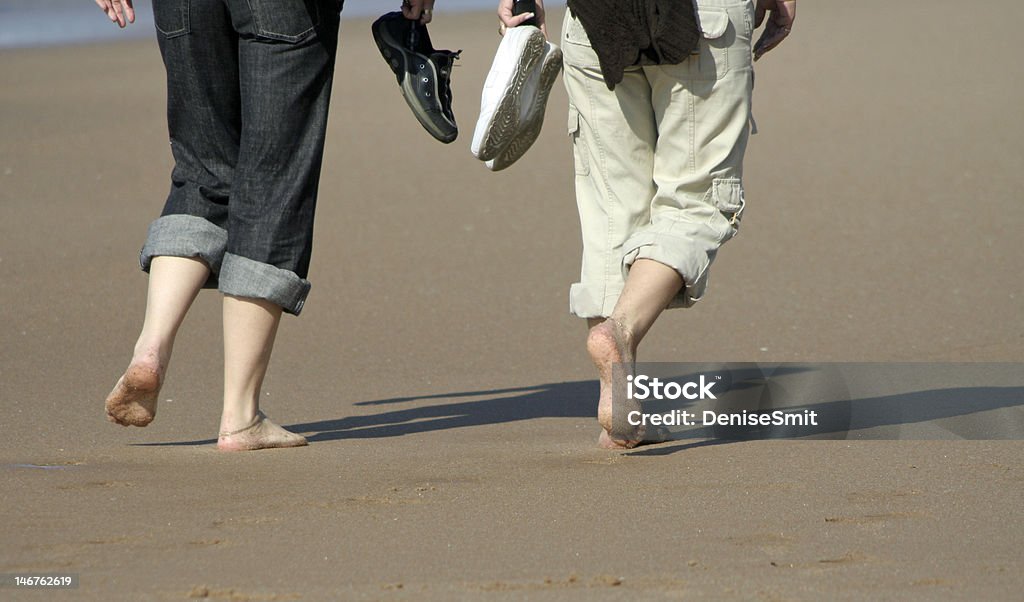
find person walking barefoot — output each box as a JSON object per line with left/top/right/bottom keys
{"left": 104, "top": 256, "right": 306, "bottom": 451}
{"left": 96, "top": 0, "right": 438, "bottom": 451}
{"left": 498, "top": 0, "right": 795, "bottom": 448}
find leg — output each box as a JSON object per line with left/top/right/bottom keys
{"left": 610, "top": 259, "right": 685, "bottom": 344}
{"left": 589, "top": 259, "right": 684, "bottom": 448}
{"left": 216, "top": 296, "right": 306, "bottom": 451}
{"left": 213, "top": 0, "right": 340, "bottom": 450}
{"left": 105, "top": 256, "right": 210, "bottom": 426}
{"left": 594, "top": 0, "right": 756, "bottom": 447}
{"left": 216, "top": 0, "right": 342, "bottom": 315}
{"left": 143, "top": 0, "right": 242, "bottom": 273}
{"left": 563, "top": 10, "right": 663, "bottom": 447}
{"left": 108, "top": 0, "right": 241, "bottom": 427}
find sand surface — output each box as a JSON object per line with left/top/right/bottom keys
{"left": 1, "top": 1, "right": 1023, "bottom": 599}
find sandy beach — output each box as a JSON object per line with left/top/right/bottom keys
{"left": 1, "top": 1, "right": 1023, "bottom": 599}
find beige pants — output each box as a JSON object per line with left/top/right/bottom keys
{"left": 562, "top": 0, "right": 755, "bottom": 318}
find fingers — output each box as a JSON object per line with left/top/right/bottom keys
{"left": 497, "top": 3, "right": 523, "bottom": 28}
{"left": 497, "top": 0, "right": 516, "bottom": 25}
{"left": 401, "top": 0, "right": 423, "bottom": 22}
{"left": 400, "top": 0, "right": 434, "bottom": 24}
{"left": 96, "top": 0, "right": 117, "bottom": 25}
{"left": 95, "top": 0, "right": 134, "bottom": 27}
{"left": 417, "top": 0, "right": 435, "bottom": 24}
{"left": 753, "top": 27, "right": 781, "bottom": 60}
{"left": 753, "top": 0, "right": 795, "bottom": 61}
{"left": 497, "top": 14, "right": 535, "bottom": 37}
{"left": 497, "top": 0, "right": 547, "bottom": 36}
{"left": 110, "top": 0, "right": 127, "bottom": 27}
{"left": 502, "top": 13, "right": 536, "bottom": 28}
{"left": 753, "top": 23, "right": 789, "bottom": 60}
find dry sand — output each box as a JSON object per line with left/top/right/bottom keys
{"left": 1, "top": 1, "right": 1023, "bottom": 599}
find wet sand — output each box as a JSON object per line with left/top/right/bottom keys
{"left": 1, "top": 1, "right": 1023, "bottom": 599}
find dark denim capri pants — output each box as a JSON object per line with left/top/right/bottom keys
{"left": 140, "top": 0, "right": 342, "bottom": 315}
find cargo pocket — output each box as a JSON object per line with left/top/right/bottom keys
{"left": 695, "top": 7, "right": 731, "bottom": 80}
{"left": 568, "top": 105, "right": 590, "bottom": 176}
{"left": 153, "top": 0, "right": 190, "bottom": 38}
{"left": 246, "top": 0, "right": 320, "bottom": 43}
{"left": 705, "top": 177, "right": 745, "bottom": 240}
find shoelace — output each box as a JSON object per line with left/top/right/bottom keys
{"left": 403, "top": 18, "right": 460, "bottom": 120}
{"left": 435, "top": 51, "right": 460, "bottom": 119}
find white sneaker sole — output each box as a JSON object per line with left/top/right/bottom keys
{"left": 486, "top": 42, "right": 562, "bottom": 171}
{"left": 471, "top": 27, "right": 547, "bottom": 161}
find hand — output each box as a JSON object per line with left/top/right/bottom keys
{"left": 95, "top": 0, "right": 135, "bottom": 28}
{"left": 754, "top": 0, "right": 795, "bottom": 61}
{"left": 498, "top": 0, "right": 547, "bottom": 38}
{"left": 401, "top": 0, "right": 436, "bottom": 25}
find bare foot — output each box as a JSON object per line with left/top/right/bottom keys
{"left": 598, "top": 429, "right": 638, "bottom": 449}
{"left": 105, "top": 362, "right": 162, "bottom": 427}
{"left": 597, "top": 426, "right": 672, "bottom": 449}
{"left": 587, "top": 318, "right": 643, "bottom": 447}
{"left": 217, "top": 413, "right": 308, "bottom": 452}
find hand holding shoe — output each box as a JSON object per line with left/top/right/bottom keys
{"left": 402, "top": 0, "right": 436, "bottom": 24}
{"left": 498, "top": 0, "right": 547, "bottom": 38}
{"left": 754, "top": 0, "right": 795, "bottom": 61}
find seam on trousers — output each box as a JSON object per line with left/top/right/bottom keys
{"left": 688, "top": 87, "right": 696, "bottom": 174}
{"left": 579, "top": 69, "right": 615, "bottom": 304}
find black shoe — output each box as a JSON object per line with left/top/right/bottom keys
{"left": 372, "top": 12, "right": 460, "bottom": 144}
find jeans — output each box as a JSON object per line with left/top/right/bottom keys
{"left": 562, "top": 0, "right": 754, "bottom": 318}
{"left": 140, "top": 0, "right": 342, "bottom": 315}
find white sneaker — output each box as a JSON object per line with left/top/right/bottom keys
{"left": 470, "top": 25, "right": 547, "bottom": 161}
{"left": 485, "top": 40, "right": 562, "bottom": 171}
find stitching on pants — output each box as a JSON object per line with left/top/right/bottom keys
{"left": 154, "top": 0, "right": 190, "bottom": 37}
{"left": 579, "top": 72, "right": 616, "bottom": 305}
{"left": 244, "top": 0, "right": 319, "bottom": 42}
{"left": 688, "top": 88, "right": 696, "bottom": 173}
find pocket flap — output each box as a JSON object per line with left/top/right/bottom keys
{"left": 711, "top": 178, "right": 745, "bottom": 224}
{"left": 568, "top": 105, "right": 580, "bottom": 136}
{"left": 697, "top": 8, "right": 729, "bottom": 40}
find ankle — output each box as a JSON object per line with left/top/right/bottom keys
{"left": 131, "top": 339, "right": 171, "bottom": 371}
{"left": 600, "top": 316, "right": 638, "bottom": 356}
{"left": 220, "top": 405, "right": 259, "bottom": 430}
{"left": 219, "top": 411, "right": 263, "bottom": 437}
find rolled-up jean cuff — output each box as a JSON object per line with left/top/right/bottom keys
{"left": 139, "top": 214, "right": 228, "bottom": 277}
{"left": 218, "top": 252, "right": 311, "bottom": 316}
{"left": 622, "top": 235, "right": 716, "bottom": 309}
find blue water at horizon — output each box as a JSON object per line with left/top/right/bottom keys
{"left": 0, "top": 0, "right": 564, "bottom": 49}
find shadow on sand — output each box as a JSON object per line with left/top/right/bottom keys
{"left": 134, "top": 364, "right": 1024, "bottom": 454}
